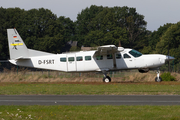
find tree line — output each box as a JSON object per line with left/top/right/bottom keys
{"left": 0, "top": 5, "right": 180, "bottom": 71}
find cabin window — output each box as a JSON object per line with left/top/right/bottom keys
{"left": 107, "top": 54, "right": 113, "bottom": 59}
{"left": 129, "top": 49, "right": 142, "bottom": 58}
{"left": 76, "top": 56, "right": 83, "bottom": 61}
{"left": 116, "top": 54, "right": 121, "bottom": 59}
{"left": 124, "top": 54, "right": 131, "bottom": 58}
{"left": 68, "top": 57, "right": 74, "bottom": 62}
{"left": 60, "top": 57, "right": 66, "bottom": 62}
{"left": 96, "top": 55, "right": 103, "bottom": 60}
{"left": 85, "top": 56, "right": 91, "bottom": 61}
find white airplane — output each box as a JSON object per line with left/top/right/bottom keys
{"left": 7, "top": 28, "right": 175, "bottom": 83}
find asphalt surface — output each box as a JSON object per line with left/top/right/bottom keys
{"left": 1, "top": 95, "right": 180, "bottom": 105}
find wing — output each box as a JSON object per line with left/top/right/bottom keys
{"left": 94, "top": 45, "right": 124, "bottom": 56}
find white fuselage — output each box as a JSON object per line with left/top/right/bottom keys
{"left": 9, "top": 48, "right": 167, "bottom": 72}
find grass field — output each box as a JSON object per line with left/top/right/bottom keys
{"left": 1, "top": 82, "right": 180, "bottom": 95}
{"left": 1, "top": 69, "right": 180, "bottom": 82}
{"left": 0, "top": 105, "right": 180, "bottom": 120}
{"left": 1, "top": 71, "right": 180, "bottom": 120}
{"left": 1, "top": 82, "right": 180, "bottom": 119}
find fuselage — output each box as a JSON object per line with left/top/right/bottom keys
{"left": 9, "top": 48, "right": 166, "bottom": 72}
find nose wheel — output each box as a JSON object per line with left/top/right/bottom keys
{"left": 155, "top": 69, "right": 162, "bottom": 82}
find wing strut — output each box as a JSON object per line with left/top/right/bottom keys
{"left": 112, "top": 51, "right": 116, "bottom": 68}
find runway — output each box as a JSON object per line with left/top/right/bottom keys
{"left": 0, "top": 95, "right": 180, "bottom": 105}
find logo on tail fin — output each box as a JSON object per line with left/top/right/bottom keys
{"left": 11, "top": 36, "right": 23, "bottom": 50}
{"left": 13, "top": 36, "right": 21, "bottom": 42}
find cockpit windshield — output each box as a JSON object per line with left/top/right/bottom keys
{"left": 129, "top": 49, "right": 142, "bottom": 58}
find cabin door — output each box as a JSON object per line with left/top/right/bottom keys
{"left": 123, "top": 53, "right": 135, "bottom": 69}
{"left": 67, "top": 54, "right": 76, "bottom": 72}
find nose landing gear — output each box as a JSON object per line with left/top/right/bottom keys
{"left": 155, "top": 69, "right": 162, "bottom": 82}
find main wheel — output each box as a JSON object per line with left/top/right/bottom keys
{"left": 103, "top": 76, "right": 111, "bottom": 83}
{"left": 155, "top": 77, "right": 162, "bottom": 82}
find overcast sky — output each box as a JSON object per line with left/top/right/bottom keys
{"left": 1, "top": 0, "right": 180, "bottom": 31}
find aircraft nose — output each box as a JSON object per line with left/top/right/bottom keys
{"left": 166, "top": 56, "right": 175, "bottom": 61}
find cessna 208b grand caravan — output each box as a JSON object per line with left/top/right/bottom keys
{"left": 7, "top": 28, "right": 175, "bottom": 83}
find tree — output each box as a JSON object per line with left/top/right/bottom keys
{"left": 0, "top": 7, "right": 76, "bottom": 57}
{"left": 75, "top": 5, "right": 147, "bottom": 49}
{"left": 0, "top": 7, "right": 26, "bottom": 59}
{"left": 145, "top": 23, "right": 172, "bottom": 53}
{"left": 75, "top": 5, "right": 104, "bottom": 47}
{"left": 156, "top": 22, "right": 180, "bottom": 64}
{"left": 122, "top": 7, "right": 147, "bottom": 48}
{"left": 57, "top": 16, "right": 75, "bottom": 43}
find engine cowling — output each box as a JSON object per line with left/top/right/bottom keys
{"left": 138, "top": 68, "right": 149, "bottom": 73}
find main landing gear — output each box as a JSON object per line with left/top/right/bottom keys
{"left": 155, "top": 68, "right": 162, "bottom": 82}
{"left": 102, "top": 69, "right": 162, "bottom": 83}
{"left": 103, "top": 72, "right": 111, "bottom": 83}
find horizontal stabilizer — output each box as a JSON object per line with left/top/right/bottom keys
{"left": 15, "top": 56, "right": 30, "bottom": 60}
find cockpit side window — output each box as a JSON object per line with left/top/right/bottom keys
{"left": 124, "top": 54, "right": 131, "bottom": 58}
{"left": 129, "top": 50, "right": 142, "bottom": 58}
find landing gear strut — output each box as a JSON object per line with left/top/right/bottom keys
{"left": 103, "top": 72, "right": 111, "bottom": 83}
{"left": 155, "top": 68, "right": 162, "bottom": 82}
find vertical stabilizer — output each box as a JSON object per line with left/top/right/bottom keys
{"left": 7, "top": 28, "right": 29, "bottom": 59}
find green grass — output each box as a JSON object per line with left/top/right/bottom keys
{"left": 1, "top": 82, "right": 180, "bottom": 95}
{"left": 0, "top": 105, "right": 180, "bottom": 120}
{"left": 1, "top": 83, "right": 180, "bottom": 120}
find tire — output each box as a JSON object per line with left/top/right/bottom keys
{"left": 155, "top": 77, "right": 162, "bottom": 82}
{"left": 103, "top": 76, "right": 111, "bottom": 83}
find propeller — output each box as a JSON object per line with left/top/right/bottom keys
{"left": 166, "top": 56, "right": 175, "bottom": 62}
{"left": 165, "top": 55, "right": 175, "bottom": 72}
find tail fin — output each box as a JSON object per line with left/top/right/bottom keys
{"left": 7, "top": 28, "right": 53, "bottom": 60}
{"left": 7, "top": 28, "right": 29, "bottom": 59}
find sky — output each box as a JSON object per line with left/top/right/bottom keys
{"left": 1, "top": 0, "right": 180, "bottom": 31}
